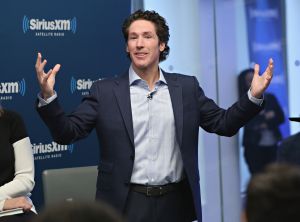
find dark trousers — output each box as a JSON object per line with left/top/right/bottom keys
{"left": 124, "top": 181, "right": 196, "bottom": 222}
{"left": 244, "top": 144, "right": 278, "bottom": 174}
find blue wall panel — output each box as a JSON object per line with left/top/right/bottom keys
{"left": 0, "top": 0, "right": 131, "bottom": 209}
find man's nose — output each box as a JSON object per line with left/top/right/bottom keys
{"left": 136, "top": 37, "right": 144, "bottom": 47}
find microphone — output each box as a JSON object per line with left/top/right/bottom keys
{"left": 147, "top": 91, "right": 155, "bottom": 100}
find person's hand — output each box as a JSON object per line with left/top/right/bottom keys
{"left": 250, "top": 58, "right": 273, "bottom": 98}
{"left": 35, "top": 52, "right": 61, "bottom": 99}
{"left": 3, "top": 197, "right": 32, "bottom": 212}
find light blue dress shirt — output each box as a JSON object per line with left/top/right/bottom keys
{"left": 128, "top": 66, "right": 184, "bottom": 185}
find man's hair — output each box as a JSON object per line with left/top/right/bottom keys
{"left": 122, "top": 10, "right": 170, "bottom": 62}
{"left": 245, "top": 163, "right": 300, "bottom": 222}
{"left": 238, "top": 68, "right": 254, "bottom": 97}
{"left": 32, "top": 201, "right": 124, "bottom": 222}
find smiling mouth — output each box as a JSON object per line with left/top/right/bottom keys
{"left": 135, "top": 52, "right": 148, "bottom": 58}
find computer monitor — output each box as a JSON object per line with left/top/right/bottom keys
{"left": 42, "top": 165, "right": 98, "bottom": 206}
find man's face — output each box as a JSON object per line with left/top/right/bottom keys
{"left": 126, "top": 19, "right": 165, "bottom": 71}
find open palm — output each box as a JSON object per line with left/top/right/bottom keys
{"left": 250, "top": 58, "right": 273, "bottom": 98}
{"left": 35, "top": 52, "right": 61, "bottom": 99}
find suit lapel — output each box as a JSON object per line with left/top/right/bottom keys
{"left": 113, "top": 73, "right": 135, "bottom": 147}
{"left": 112, "top": 71, "right": 183, "bottom": 148}
{"left": 164, "top": 72, "right": 183, "bottom": 147}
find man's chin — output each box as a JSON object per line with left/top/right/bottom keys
{"left": 132, "top": 63, "right": 148, "bottom": 71}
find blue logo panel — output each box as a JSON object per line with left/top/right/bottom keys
{"left": 1, "top": 0, "right": 131, "bottom": 209}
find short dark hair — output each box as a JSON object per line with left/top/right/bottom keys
{"left": 245, "top": 163, "right": 300, "bottom": 222}
{"left": 32, "top": 201, "right": 125, "bottom": 222}
{"left": 122, "top": 10, "right": 170, "bottom": 62}
{"left": 238, "top": 68, "right": 254, "bottom": 97}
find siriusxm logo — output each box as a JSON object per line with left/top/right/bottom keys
{"left": 0, "top": 79, "right": 25, "bottom": 96}
{"left": 252, "top": 41, "right": 281, "bottom": 52}
{"left": 249, "top": 8, "right": 278, "bottom": 19}
{"left": 70, "top": 77, "right": 99, "bottom": 94}
{"left": 23, "top": 15, "right": 77, "bottom": 34}
{"left": 32, "top": 141, "right": 74, "bottom": 155}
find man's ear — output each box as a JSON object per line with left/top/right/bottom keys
{"left": 126, "top": 44, "right": 129, "bottom": 53}
{"left": 159, "top": 42, "right": 166, "bottom": 52}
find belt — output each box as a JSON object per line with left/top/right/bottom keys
{"left": 130, "top": 181, "right": 183, "bottom": 197}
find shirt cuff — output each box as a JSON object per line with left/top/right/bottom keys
{"left": 247, "top": 89, "right": 264, "bottom": 106}
{"left": 37, "top": 91, "right": 57, "bottom": 107}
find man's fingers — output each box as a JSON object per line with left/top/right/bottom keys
{"left": 39, "top": 59, "right": 47, "bottom": 73}
{"left": 35, "top": 52, "right": 42, "bottom": 68}
{"left": 40, "top": 69, "right": 52, "bottom": 83}
{"left": 35, "top": 53, "right": 46, "bottom": 71}
{"left": 35, "top": 52, "right": 48, "bottom": 75}
{"left": 51, "top": 64, "right": 61, "bottom": 76}
{"left": 46, "top": 69, "right": 52, "bottom": 76}
{"left": 254, "top": 63, "right": 260, "bottom": 77}
{"left": 44, "top": 64, "right": 60, "bottom": 79}
{"left": 36, "top": 60, "right": 47, "bottom": 75}
{"left": 264, "top": 58, "right": 273, "bottom": 81}
{"left": 269, "top": 58, "right": 274, "bottom": 68}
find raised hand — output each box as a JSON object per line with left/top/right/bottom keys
{"left": 250, "top": 58, "right": 273, "bottom": 98}
{"left": 35, "top": 52, "right": 61, "bottom": 99}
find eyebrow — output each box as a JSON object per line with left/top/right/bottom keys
{"left": 128, "top": 31, "right": 154, "bottom": 36}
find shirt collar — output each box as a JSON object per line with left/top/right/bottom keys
{"left": 128, "top": 65, "right": 167, "bottom": 86}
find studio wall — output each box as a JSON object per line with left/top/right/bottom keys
{"left": 0, "top": 0, "right": 131, "bottom": 209}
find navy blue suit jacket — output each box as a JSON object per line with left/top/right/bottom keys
{"left": 37, "top": 71, "right": 262, "bottom": 221}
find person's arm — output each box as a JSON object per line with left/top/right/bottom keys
{"left": 0, "top": 137, "right": 35, "bottom": 211}
{"left": 36, "top": 83, "right": 100, "bottom": 145}
{"left": 35, "top": 53, "right": 99, "bottom": 145}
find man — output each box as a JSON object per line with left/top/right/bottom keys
{"left": 242, "top": 163, "right": 300, "bottom": 222}
{"left": 35, "top": 10, "right": 273, "bottom": 222}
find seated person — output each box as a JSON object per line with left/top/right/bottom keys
{"left": 0, "top": 106, "right": 36, "bottom": 222}
{"left": 242, "top": 163, "right": 300, "bottom": 222}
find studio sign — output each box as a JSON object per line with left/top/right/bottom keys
{"left": 23, "top": 15, "right": 77, "bottom": 34}
{"left": 0, "top": 79, "right": 25, "bottom": 96}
